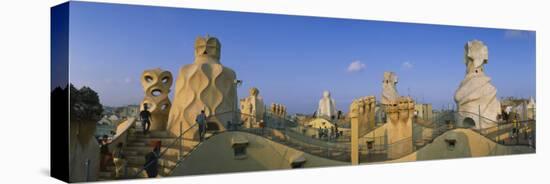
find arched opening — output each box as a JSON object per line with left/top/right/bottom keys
{"left": 144, "top": 75, "right": 153, "bottom": 83}
{"left": 462, "top": 117, "right": 476, "bottom": 128}
{"left": 206, "top": 122, "right": 220, "bottom": 131}
{"left": 161, "top": 76, "right": 170, "bottom": 84}
{"left": 151, "top": 89, "right": 162, "bottom": 97}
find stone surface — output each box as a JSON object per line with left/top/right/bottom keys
{"left": 307, "top": 118, "right": 335, "bottom": 129}
{"left": 349, "top": 96, "right": 376, "bottom": 135}
{"left": 69, "top": 120, "right": 100, "bottom": 182}
{"left": 240, "top": 87, "right": 265, "bottom": 128}
{"left": 391, "top": 128, "right": 535, "bottom": 163}
{"left": 454, "top": 40, "right": 501, "bottom": 129}
{"left": 167, "top": 36, "right": 237, "bottom": 139}
{"left": 414, "top": 103, "right": 433, "bottom": 121}
{"left": 97, "top": 122, "right": 207, "bottom": 180}
{"left": 381, "top": 72, "right": 399, "bottom": 105}
{"left": 270, "top": 103, "right": 287, "bottom": 117}
{"left": 385, "top": 96, "right": 415, "bottom": 159}
{"left": 317, "top": 91, "right": 337, "bottom": 119}
{"left": 349, "top": 96, "right": 376, "bottom": 164}
{"left": 171, "top": 131, "right": 346, "bottom": 176}
{"left": 527, "top": 97, "right": 535, "bottom": 120}
{"left": 140, "top": 68, "right": 173, "bottom": 131}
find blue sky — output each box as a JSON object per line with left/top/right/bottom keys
{"left": 67, "top": 1, "right": 536, "bottom": 114}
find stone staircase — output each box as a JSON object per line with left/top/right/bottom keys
{"left": 97, "top": 126, "right": 209, "bottom": 181}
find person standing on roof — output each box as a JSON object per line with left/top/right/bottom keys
{"left": 196, "top": 110, "right": 208, "bottom": 141}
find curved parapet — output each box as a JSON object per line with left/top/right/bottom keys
{"left": 170, "top": 131, "right": 347, "bottom": 176}
{"left": 390, "top": 128, "right": 535, "bottom": 163}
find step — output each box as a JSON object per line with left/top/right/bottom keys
{"left": 129, "top": 131, "right": 171, "bottom": 138}
{"left": 126, "top": 156, "right": 177, "bottom": 165}
{"left": 129, "top": 137, "right": 179, "bottom": 145}
{"left": 100, "top": 164, "right": 171, "bottom": 179}
{"left": 123, "top": 163, "right": 174, "bottom": 178}
{"left": 123, "top": 137, "right": 198, "bottom": 151}
{"left": 128, "top": 134, "right": 176, "bottom": 140}
{"left": 124, "top": 167, "right": 150, "bottom": 178}
{"left": 98, "top": 169, "right": 135, "bottom": 180}
{"left": 124, "top": 145, "right": 195, "bottom": 157}
{"left": 99, "top": 171, "right": 113, "bottom": 178}
{"left": 127, "top": 142, "right": 149, "bottom": 147}
{"left": 127, "top": 131, "right": 213, "bottom": 142}
{"left": 126, "top": 155, "right": 180, "bottom": 166}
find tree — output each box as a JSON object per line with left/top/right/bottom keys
{"left": 70, "top": 84, "right": 103, "bottom": 123}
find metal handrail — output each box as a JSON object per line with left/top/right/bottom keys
{"left": 420, "top": 116, "right": 535, "bottom": 148}
{"left": 143, "top": 110, "right": 534, "bottom": 169}
{"left": 234, "top": 112, "right": 351, "bottom": 161}
{"left": 132, "top": 122, "right": 198, "bottom": 178}
{"left": 252, "top": 127, "right": 350, "bottom": 161}
{"left": 162, "top": 110, "right": 240, "bottom": 176}
{"left": 158, "top": 111, "right": 283, "bottom": 176}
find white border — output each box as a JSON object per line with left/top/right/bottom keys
{"left": 0, "top": 0, "right": 547, "bottom": 183}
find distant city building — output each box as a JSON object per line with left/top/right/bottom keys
{"left": 527, "top": 97, "right": 536, "bottom": 120}
{"left": 414, "top": 103, "right": 433, "bottom": 121}
{"left": 113, "top": 105, "right": 139, "bottom": 119}
{"left": 307, "top": 118, "right": 335, "bottom": 129}
{"left": 95, "top": 105, "right": 137, "bottom": 138}
{"left": 501, "top": 96, "right": 536, "bottom": 120}
{"left": 95, "top": 115, "right": 117, "bottom": 138}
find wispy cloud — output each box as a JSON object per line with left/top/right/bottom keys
{"left": 401, "top": 61, "right": 413, "bottom": 69}
{"left": 504, "top": 30, "right": 534, "bottom": 39}
{"left": 347, "top": 60, "right": 366, "bottom": 73}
